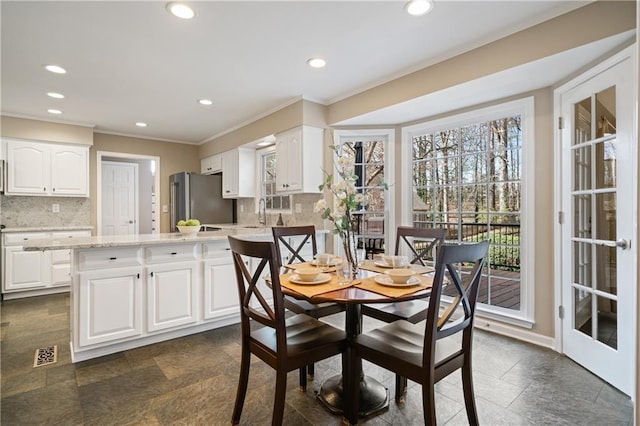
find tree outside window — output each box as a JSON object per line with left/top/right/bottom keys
{"left": 340, "top": 139, "right": 386, "bottom": 256}
{"left": 412, "top": 116, "right": 523, "bottom": 311}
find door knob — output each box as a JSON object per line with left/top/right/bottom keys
{"left": 599, "top": 239, "right": 630, "bottom": 250}
{"left": 129, "top": 220, "right": 134, "bottom": 224}
{"left": 615, "top": 239, "right": 630, "bottom": 249}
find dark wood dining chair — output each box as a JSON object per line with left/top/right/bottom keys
{"left": 362, "top": 226, "right": 446, "bottom": 324}
{"left": 350, "top": 241, "right": 489, "bottom": 425}
{"left": 361, "top": 226, "right": 445, "bottom": 401}
{"left": 272, "top": 225, "right": 345, "bottom": 377}
{"left": 228, "top": 236, "right": 347, "bottom": 426}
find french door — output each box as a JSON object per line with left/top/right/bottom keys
{"left": 558, "top": 47, "right": 636, "bottom": 397}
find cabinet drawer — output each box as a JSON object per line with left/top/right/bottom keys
{"left": 51, "top": 230, "right": 91, "bottom": 239}
{"left": 202, "top": 241, "right": 232, "bottom": 259}
{"left": 145, "top": 244, "right": 197, "bottom": 264}
{"left": 4, "top": 232, "right": 49, "bottom": 245}
{"left": 78, "top": 248, "right": 141, "bottom": 271}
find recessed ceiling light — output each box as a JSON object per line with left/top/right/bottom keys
{"left": 307, "top": 57, "right": 326, "bottom": 68}
{"left": 45, "top": 65, "right": 67, "bottom": 74}
{"left": 47, "top": 109, "right": 62, "bottom": 114}
{"left": 405, "top": 0, "right": 434, "bottom": 16}
{"left": 135, "top": 122, "right": 148, "bottom": 127}
{"left": 198, "top": 99, "right": 213, "bottom": 106}
{"left": 167, "top": 2, "right": 195, "bottom": 19}
{"left": 47, "top": 92, "right": 65, "bottom": 99}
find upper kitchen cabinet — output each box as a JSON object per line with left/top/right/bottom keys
{"left": 201, "top": 154, "right": 222, "bottom": 175}
{"left": 275, "top": 126, "right": 324, "bottom": 194}
{"left": 5, "top": 139, "right": 89, "bottom": 196}
{"left": 221, "top": 147, "right": 255, "bottom": 198}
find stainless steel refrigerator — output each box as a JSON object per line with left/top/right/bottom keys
{"left": 169, "top": 172, "right": 236, "bottom": 231}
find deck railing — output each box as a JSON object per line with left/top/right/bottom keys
{"left": 413, "top": 216, "right": 521, "bottom": 272}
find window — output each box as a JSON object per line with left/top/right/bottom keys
{"left": 403, "top": 98, "right": 534, "bottom": 324}
{"left": 261, "top": 149, "right": 290, "bottom": 211}
{"left": 336, "top": 130, "right": 394, "bottom": 259}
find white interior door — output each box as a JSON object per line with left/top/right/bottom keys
{"left": 558, "top": 49, "right": 636, "bottom": 397}
{"left": 102, "top": 161, "right": 138, "bottom": 236}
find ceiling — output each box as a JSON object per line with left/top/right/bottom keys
{"left": 1, "top": 1, "right": 623, "bottom": 145}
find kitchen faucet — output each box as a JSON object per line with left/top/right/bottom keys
{"left": 258, "top": 197, "right": 267, "bottom": 226}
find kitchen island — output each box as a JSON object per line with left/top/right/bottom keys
{"left": 24, "top": 226, "right": 325, "bottom": 362}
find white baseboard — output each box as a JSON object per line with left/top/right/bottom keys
{"left": 475, "top": 318, "right": 556, "bottom": 350}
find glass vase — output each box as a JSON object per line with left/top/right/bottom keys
{"left": 342, "top": 232, "right": 360, "bottom": 280}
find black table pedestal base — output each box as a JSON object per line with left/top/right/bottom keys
{"left": 317, "top": 374, "right": 389, "bottom": 420}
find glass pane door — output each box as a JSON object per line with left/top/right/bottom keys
{"left": 559, "top": 50, "right": 635, "bottom": 397}
{"left": 571, "top": 86, "right": 618, "bottom": 349}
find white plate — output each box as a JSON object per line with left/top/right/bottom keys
{"left": 289, "top": 273, "right": 332, "bottom": 285}
{"left": 374, "top": 275, "right": 421, "bottom": 287}
{"left": 374, "top": 260, "right": 394, "bottom": 268}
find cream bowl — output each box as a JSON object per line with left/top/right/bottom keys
{"left": 385, "top": 268, "right": 415, "bottom": 284}
{"left": 383, "top": 255, "right": 408, "bottom": 268}
{"left": 296, "top": 268, "right": 320, "bottom": 282}
{"left": 177, "top": 225, "right": 200, "bottom": 236}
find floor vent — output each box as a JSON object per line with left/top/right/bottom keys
{"left": 33, "top": 345, "right": 57, "bottom": 368}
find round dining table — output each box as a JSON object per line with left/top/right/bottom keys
{"left": 279, "top": 275, "right": 432, "bottom": 424}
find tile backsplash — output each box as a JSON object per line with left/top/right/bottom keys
{"left": 236, "top": 193, "right": 325, "bottom": 229}
{"left": 0, "top": 196, "right": 91, "bottom": 228}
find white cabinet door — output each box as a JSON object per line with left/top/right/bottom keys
{"left": 221, "top": 150, "right": 239, "bottom": 197}
{"left": 78, "top": 267, "right": 143, "bottom": 347}
{"left": 3, "top": 246, "right": 49, "bottom": 291}
{"left": 221, "top": 148, "right": 255, "bottom": 198}
{"left": 51, "top": 145, "right": 88, "bottom": 195}
{"left": 6, "top": 140, "right": 50, "bottom": 195}
{"left": 203, "top": 255, "right": 239, "bottom": 320}
{"left": 275, "top": 126, "right": 323, "bottom": 194}
{"left": 275, "top": 128, "right": 302, "bottom": 192}
{"left": 201, "top": 154, "right": 222, "bottom": 175}
{"left": 147, "top": 261, "right": 198, "bottom": 332}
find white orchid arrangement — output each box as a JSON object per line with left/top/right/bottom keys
{"left": 314, "top": 145, "right": 368, "bottom": 268}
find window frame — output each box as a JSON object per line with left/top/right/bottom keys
{"left": 333, "top": 129, "right": 395, "bottom": 257}
{"left": 256, "top": 146, "right": 292, "bottom": 214}
{"left": 401, "top": 97, "right": 536, "bottom": 327}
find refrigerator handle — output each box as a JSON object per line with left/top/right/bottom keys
{"left": 170, "top": 181, "right": 177, "bottom": 231}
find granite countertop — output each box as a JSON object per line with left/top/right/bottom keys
{"left": 21, "top": 223, "right": 328, "bottom": 251}
{"left": 1, "top": 226, "right": 94, "bottom": 233}
{"left": 23, "top": 227, "right": 274, "bottom": 251}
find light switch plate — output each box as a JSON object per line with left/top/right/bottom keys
{"left": 295, "top": 203, "right": 302, "bottom": 213}
{"left": 162, "top": 205, "right": 168, "bottom": 213}
{"left": 52, "top": 204, "right": 60, "bottom": 213}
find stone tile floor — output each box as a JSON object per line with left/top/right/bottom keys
{"left": 0, "top": 293, "right": 634, "bottom": 425}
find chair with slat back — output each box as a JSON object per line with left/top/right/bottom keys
{"left": 228, "top": 236, "right": 347, "bottom": 426}
{"left": 361, "top": 226, "right": 445, "bottom": 400}
{"left": 350, "top": 241, "right": 489, "bottom": 425}
{"left": 272, "top": 225, "right": 346, "bottom": 378}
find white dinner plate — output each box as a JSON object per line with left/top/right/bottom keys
{"left": 289, "top": 273, "right": 332, "bottom": 285}
{"left": 374, "top": 275, "right": 421, "bottom": 287}
{"left": 374, "top": 260, "right": 394, "bottom": 268}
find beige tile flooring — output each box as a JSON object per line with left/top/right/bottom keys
{"left": 0, "top": 293, "right": 634, "bottom": 425}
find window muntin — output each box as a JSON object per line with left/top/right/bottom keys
{"left": 261, "top": 150, "right": 290, "bottom": 211}
{"left": 339, "top": 138, "right": 387, "bottom": 254}
{"left": 410, "top": 111, "right": 526, "bottom": 314}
